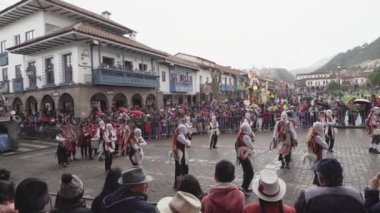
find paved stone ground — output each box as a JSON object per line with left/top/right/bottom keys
{"left": 1, "top": 128, "right": 379, "bottom": 206}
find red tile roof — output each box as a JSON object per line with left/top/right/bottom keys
{"left": 165, "top": 56, "right": 199, "bottom": 70}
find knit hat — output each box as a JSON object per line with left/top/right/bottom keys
{"left": 59, "top": 174, "right": 84, "bottom": 199}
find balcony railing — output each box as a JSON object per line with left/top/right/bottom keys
{"left": 0, "top": 52, "right": 8, "bottom": 66}
{"left": 13, "top": 78, "right": 23, "bottom": 92}
{"left": 92, "top": 68, "right": 159, "bottom": 88}
{"left": 219, "top": 84, "right": 234, "bottom": 92}
{"left": 170, "top": 81, "right": 193, "bottom": 93}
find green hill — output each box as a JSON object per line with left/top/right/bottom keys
{"left": 315, "top": 36, "right": 380, "bottom": 73}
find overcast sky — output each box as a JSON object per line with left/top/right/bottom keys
{"left": 1, "top": 0, "right": 380, "bottom": 70}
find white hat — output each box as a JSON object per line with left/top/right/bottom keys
{"left": 157, "top": 191, "right": 201, "bottom": 213}
{"left": 240, "top": 122, "right": 252, "bottom": 135}
{"left": 252, "top": 169, "right": 286, "bottom": 202}
{"left": 177, "top": 124, "right": 188, "bottom": 135}
{"left": 134, "top": 128, "right": 142, "bottom": 137}
{"left": 326, "top": 109, "right": 332, "bottom": 116}
{"left": 280, "top": 111, "right": 288, "bottom": 120}
{"left": 313, "top": 121, "right": 324, "bottom": 136}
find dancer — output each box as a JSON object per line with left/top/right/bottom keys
{"left": 271, "top": 111, "right": 298, "bottom": 169}
{"left": 321, "top": 109, "right": 337, "bottom": 152}
{"left": 185, "top": 116, "right": 193, "bottom": 140}
{"left": 117, "top": 117, "right": 131, "bottom": 156}
{"left": 235, "top": 122, "right": 255, "bottom": 196}
{"left": 56, "top": 129, "right": 68, "bottom": 167}
{"left": 366, "top": 106, "right": 380, "bottom": 154}
{"left": 61, "top": 116, "right": 77, "bottom": 162}
{"left": 304, "top": 121, "right": 329, "bottom": 185}
{"left": 209, "top": 115, "right": 220, "bottom": 149}
{"left": 126, "top": 128, "right": 147, "bottom": 166}
{"left": 172, "top": 124, "right": 191, "bottom": 189}
{"left": 103, "top": 123, "right": 116, "bottom": 173}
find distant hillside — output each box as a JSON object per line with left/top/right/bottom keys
{"left": 315, "top": 36, "right": 380, "bottom": 73}
{"left": 291, "top": 56, "right": 333, "bottom": 75}
{"left": 258, "top": 68, "right": 295, "bottom": 83}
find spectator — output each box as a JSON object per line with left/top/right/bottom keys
{"left": 201, "top": 159, "right": 244, "bottom": 213}
{"left": 294, "top": 158, "right": 367, "bottom": 213}
{"left": 244, "top": 169, "right": 295, "bottom": 213}
{"left": 0, "top": 169, "right": 16, "bottom": 213}
{"left": 52, "top": 174, "right": 91, "bottom": 213}
{"left": 157, "top": 191, "right": 201, "bottom": 213}
{"left": 91, "top": 167, "right": 122, "bottom": 213}
{"left": 178, "top": 174, "right": 205, "bottom": 201}
{"left": 14, "top": 178, "right": 51, "bottom": 213}
{"left": 364, "top": 172, "right": 380, "bottom": 213}
{"left": 103, "top": 167, "right": 155, "bottom": 213}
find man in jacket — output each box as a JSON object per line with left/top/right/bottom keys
{"left": 202, "top": 160, "right": 245, "bottom": 213}
{"left": 103, "top": 167, "right": 155, "bottom": 213}
{"left": 294, "top": 158, "right": 367, "bottom": 213}
{"left": 364, "top": 172, "right": 380, "bottom": 213}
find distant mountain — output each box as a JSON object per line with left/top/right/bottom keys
{"left": 315, "top": 36, "right": 380, "bottom": 73}
{"left": 291, "top": 56, "right": 333, "bottom": 75}
{"left": 258, "top": 68, "right": 295, "bottom": 83}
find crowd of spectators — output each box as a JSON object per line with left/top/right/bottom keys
{"left": 1, "top": 158, "right": 379, "bottom": 213}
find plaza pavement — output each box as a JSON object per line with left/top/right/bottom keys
{"left": 1, "top": 128, "right": 379, "bottom": 206}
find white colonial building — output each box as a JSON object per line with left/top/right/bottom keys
{"left": 0, "top": 0, "right": 167, "bottom": 117}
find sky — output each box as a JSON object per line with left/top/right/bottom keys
{"left": 1, "top": 0, "right": 380, "bottom": 70}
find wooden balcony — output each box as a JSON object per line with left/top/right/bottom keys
{"left": 92, "top": 68, "right": 159, "bottom": 88}
{"left": 170, "top": 81, "right": 193, "bottom": 93}
{"left": 12, "top": 78, "right": 23, "bottom": 92}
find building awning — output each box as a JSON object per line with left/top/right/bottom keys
{"left": 7, "top": 23, "right": 167, "bottom": 57}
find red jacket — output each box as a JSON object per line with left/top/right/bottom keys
{"left": 201, "top": 184, "right": 244, "bottom": 213}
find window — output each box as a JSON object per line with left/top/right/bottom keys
{"left": 1, "top": 68, "right": 7, "bottom": 81}
{"left": 206, "top": 77, "right": 209, "bottom": 83}
{"left": 45, "top": 58, "right": 54, "bottom": 85}
{"left": 124, "top": 61, "right": 133, "bottom": 71}
{"left": 200, "top": 76, "right": 203, "bottom": 84}
{"left": 15, "top": 65, "right": 22, "bottom": 79}
{"left": 25, "top": 30, "right": 34, "bottom": 41}
{"left": 0, "top": 41, "right": 5, "bottom": 53}
{"left": 161, "top": 71, "right": 166, "bottom": 82}
{"left": 63, "top": 54, "right": 72, "bottom": 83}
{"left": 139, "top": 63, "right": 147, "bottom": 71}
{"left": 26, "top": 61, "right": 36, "bottom": 88}
{"left": 14, "top": 35, "right": 20, "bottom": 45}
{"left": 102, "top": 56, "right": 114, "bottom": 68}
{"left": 229, "top": 78, "right": 232, "bottom": 85}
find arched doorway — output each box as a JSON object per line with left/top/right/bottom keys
{"left": 113, "top": 93, "right": 127, "bottom": 110}
{"left": 25, "top": 96, "right": 38, "bottom": 116}
{"left": 12, "top": 97, "right": 23, "bottom": 115}
{"left": 58, "top": 93, "right": 74, "bottom": 115}
{"left": 91, "top": 93, "right": 108, "bottom": 112}
{"left": 145, "top": 93, "right": 156, "bottom": 107}
{"left": 131, "top": 94, "right": 143, "bottom": 109}
{"left": 40, "top": 95, "right": 55, "bottom": 115}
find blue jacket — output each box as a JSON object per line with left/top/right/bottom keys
{"left": 364, "top": 187, "right": 380, "bottom": 213}
{"left": 103, "top": 186, "right": 155, "bottom": 213}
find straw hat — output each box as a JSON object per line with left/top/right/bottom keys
{"left": 157, "top": 191, "right": 201, "bottom": 213}
{"left": 252, "top": 169, "right": 286, "bottom": 202}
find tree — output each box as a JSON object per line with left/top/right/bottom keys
{"left": 326, "top": 81, "right": 340, "bottom": 93}
{"left": 369, "top": 67, "right": 380, "bottom": 88}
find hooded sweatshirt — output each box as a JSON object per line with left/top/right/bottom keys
{"left": 201, "top": 183, "right": 244, "bottom": 213}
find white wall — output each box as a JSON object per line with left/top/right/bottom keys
{"left": 0, "top": 11, "right": 45, "bottom": 88}
{"left": 44, "top": 11, "right": 76, "bottom": 32}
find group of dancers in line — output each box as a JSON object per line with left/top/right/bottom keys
{"left": 55, "top": 112, "right": 147, "bottom": 172}
{"left": 55, "top": 105, "right": 380, "bottom": 191}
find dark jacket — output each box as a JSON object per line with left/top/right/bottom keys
{"left": 50, "top": 203, "right": 93, "bottom": 213}
{"left": 103, "top": 186, "right": 155, "bottom": 213}
{"left": 294, "top": 185, "right": 367, "bottom": 213}
{"left": 91, "top": 195, "right": 105, "bottom": 213}
{"left": 364, "top": 187, "right": 380, "bottom": 213}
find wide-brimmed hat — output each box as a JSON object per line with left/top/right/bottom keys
{"left": 157, "top": 191, "right": 201, "bottom": 213}
{"left": 118, "top": 167, "right": 153, "bottom": 185}
{"left": 252, "top": 169, "right": 286, "bottom": 202}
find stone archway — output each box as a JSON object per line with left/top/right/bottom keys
{"left": 25, "top": 96, "right": 38, "bottom": 115}
{"left": 91, "top": 92, "right": 108, "bottom": 112}
{"left": 113, "top": 93, "right": 127, "bottom": 109}
{"left": 131, "top": 94, "right": 143, "bottom": 109}
{"left": 12, "top": 97, "right": 23, "bottom": 114}
{"left": 58, "top": 93, "right": 74, "bottom": 115}
{"left": 145, "top": 93, "right": 156, "bottom": 107}
{"left": 40, "top": 95, "right": 55, "bottom": 115}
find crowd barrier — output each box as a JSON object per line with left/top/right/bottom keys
{"left": 19, "top": 109, "right": 369, "bottom": 141}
